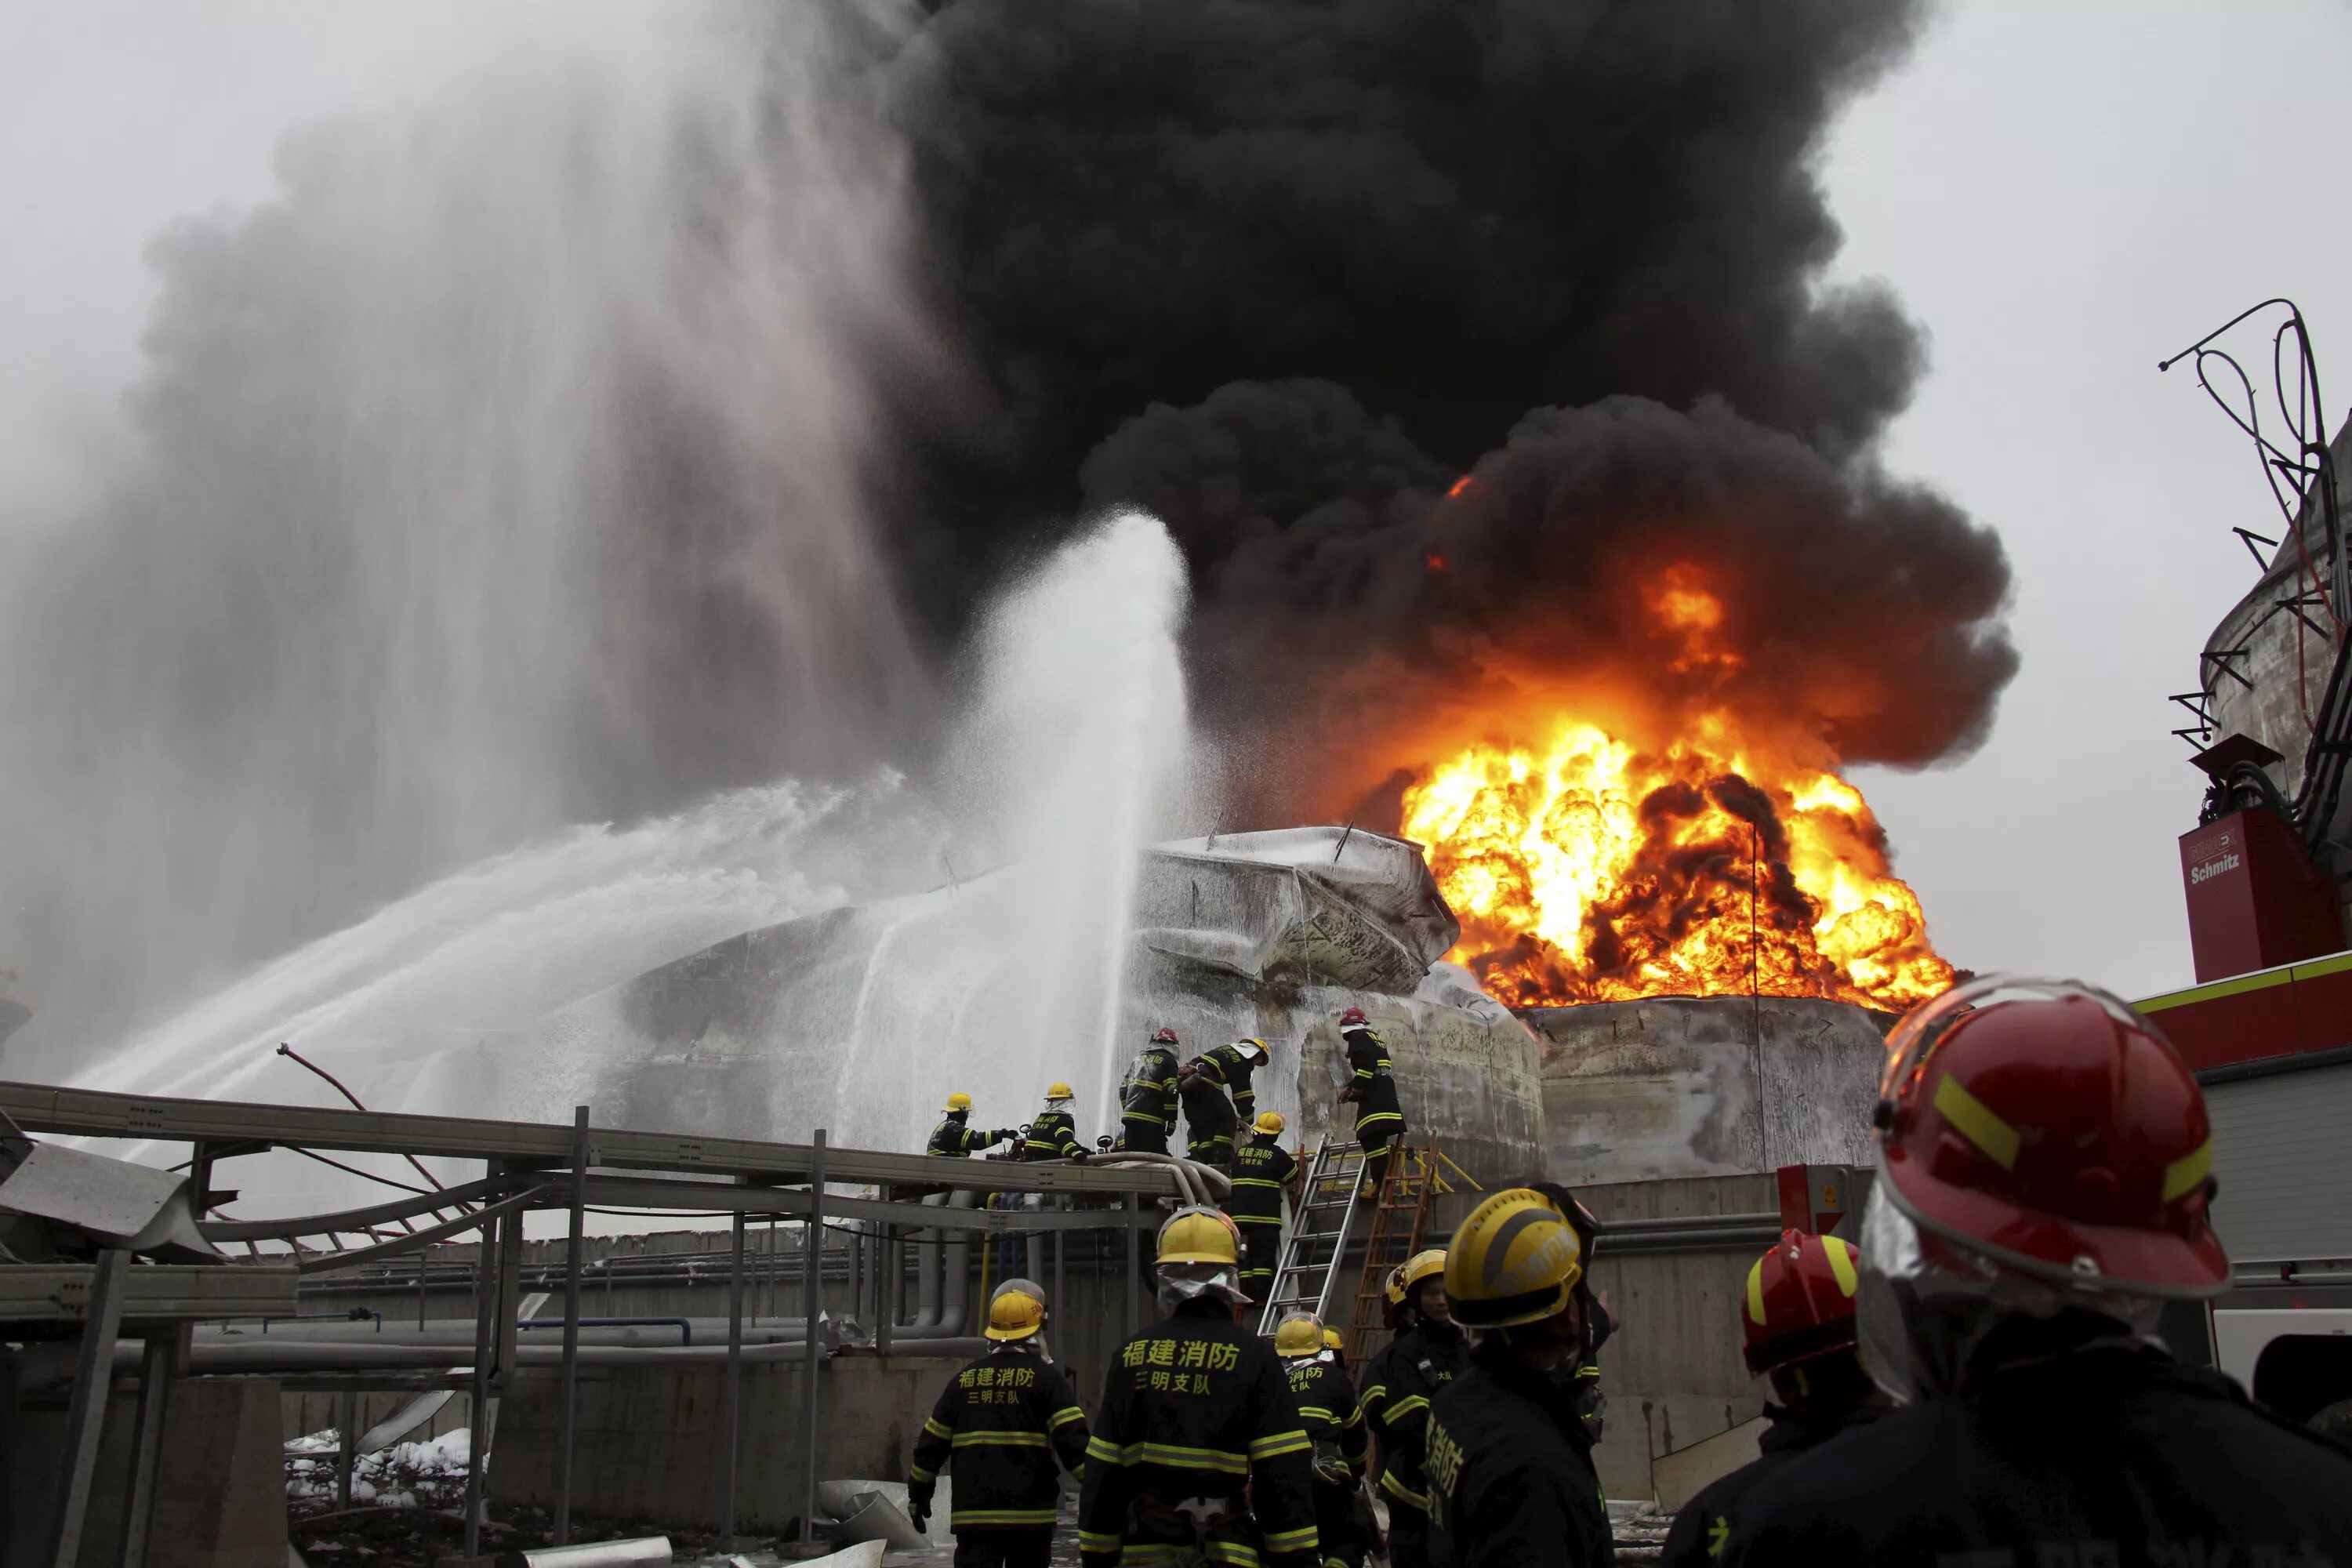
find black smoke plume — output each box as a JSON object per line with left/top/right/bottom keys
{"left": 889, "top": 0, "right": 2013, "bottom": 814}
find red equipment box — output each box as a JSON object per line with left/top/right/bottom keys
{"left": 2179, "top": 808, "right": 2342, "bottom": 984}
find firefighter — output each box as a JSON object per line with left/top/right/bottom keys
{"left": 1079, "top": 1207, "right": 1320, "bottom": 1567}
{"left": 1178, "top": 1036, "right": 1269, "bottom": 1173}
{"left": 1555, "top": 1185, "right": 1614, "bottom": 1442}
{"left": 931, "top": 1092, "right": 1018, "bottom": 1157}
{"left": 1119, "top": 1028, "right": 1183, "bottom": 1156}
{"left": 908, "top": 1280, "right": 1092, "bottom": 1567}
{"left": 1657, "top": 1229, "right": 1882, "bottom": 1568}
{"left": 1226, "top": 1109, "right": 1297, "bottom": 1301}
{"left": 1320, "top": 1326, "right": 1345, "bottom": 1364}
{"left": 1024, "top": 1081, "right": 1087, "bottom": 1162}
{"left": 1422, "top": 1187, "right": 1612, "bottom": 1568}
{"left": 1356, "top": 1248, "right": 1462, "bottom": 1568}
{"left": 1276, "top": 1312, "right": 1370, "bottom": 1568}
{"left": 1334, "top": 1008, "right": 1405, "bottom": 1199}
{"left": 1716, "top": 978, "right": 2352, "bottom": 1565}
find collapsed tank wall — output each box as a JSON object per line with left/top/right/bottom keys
{"left": 1526, "top": 997, "right": 1891, "bottom": 1185}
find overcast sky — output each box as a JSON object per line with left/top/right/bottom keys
{"left": 1823, "top": 0, "right": 2352, "bottom": 1000}
{"left": 3, "top": 1, "right": 2348, "bottom": 1008}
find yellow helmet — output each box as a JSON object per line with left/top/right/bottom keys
{"left": 1444, "top": 1188, "right": 1584, "bottom": 1330}
{"left": 1322, "top": 1327, "right": 1345, "bottom": 1352}
{"left": 1156, "top": 1205, "right": 1242, "bottom": 1266}
{"left": 985, "top": 1287, "right": 1047, "bottom": 1341}
{"left": 1384, "top": 1262, "right": 1409, "bottom": 1308}
{"left": 1274, "top": 1312, "right": 1324, "bottom": 1358}
{"left": 945, "top": 1091, "right": 973, "bottom": 1113}
{"left": 1399, "top": 1249, "right": 1446, "bottom": 1296}
{"left": 1254, "top": 1110, "right": 1286, "bottom": 1136}
{"left": 1236, "top": 1036, "right": 1269, "bottom": 1062}
{"left": 1044, "top": 1081, "right": 1074, "bottom": 1102}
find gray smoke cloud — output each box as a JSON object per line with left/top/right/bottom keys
{"left": 0, "top": 5, "right": 934, "bottom": 1063}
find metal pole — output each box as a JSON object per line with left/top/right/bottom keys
{"left": 555, "top": 1103, "right": 590, "bottom": 1545}
{"left": 875, "top": 1196, "right": 895, "bottom": 1359}
{"left": 800, "top": 1129, "right": 828, "bottom": 1542}
{"left": 722, "top": 1210, "right": 746, "bottom": 1539}
{"left": 336, "top": 1390, "right": 358, "bottom": 1511}
{"left": 417, "top": 1247, "right": 427, "bottom": 1330}
{"left": 118, "top": 1336, "right": 173, "bottom": 1568}
{"left": 46, "top": 1247, "right": 129, "bottom": 1568}
{"left": 1126, "top": 1193, "right": 1141, "bottom": 1339}
{"left": 463, "top": 1162, "right": 500, "bottom": 1559}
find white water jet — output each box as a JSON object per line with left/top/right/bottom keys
{"left": 70, "top": 511, "right": 1200, "bottom": 1212}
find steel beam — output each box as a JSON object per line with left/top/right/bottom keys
{"left": 0, "top": 1261, "right": 298, "bottom": 1322}
{"left": 722, "top": 1211, "right": 745, "bottom": 1539}
{"left": 555, "top": 1104, "right": 590, "bottom": 1545}
{"left": 45, "top": 1247, "right": 129, "bottom": 1568}
{"left": 464, "top": 1163, "right": 499, "bottom": 1560}
{"left": 576, "top": 1176, "right": 1162, "bottom": 1231}
{"left": 0, "top": 1080, "right": 1182, "bottom": 1199}
{"left": 800, "top": 1130, "right": 826, "bottom": 1541}
{"left": 119, "top": 1337, "right": 173, "bottom": 1568}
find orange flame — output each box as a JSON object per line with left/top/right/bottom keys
{"left": 1400, "top": 720, "right": 1952, "bottom": 1009}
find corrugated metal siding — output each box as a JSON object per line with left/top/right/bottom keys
{"left": 2207, "top": 1062, "right": 2352, "bottom": 1262}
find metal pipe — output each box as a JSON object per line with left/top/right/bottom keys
{"left": 722, "top": 1210, "right": 745, "bottom": 1539}
{"left": 800, "top": 1129, "right": 827, "bottom": 1541}
{"left": 875, "top": 1214, "right": 895, "bottom": 1358}
{"left": 463, "top": 1163, "right": 499, "bottom": 1559}
{"left": 557, "top": 1103, "right": 590, "bottom": 1545}
{"left": 505, "top": 1537, "right": 672, "bottom": 1566}
{"left": 525, "top": 1317, "right": 693, "bottom": 1345}
{"left": 47, "top": 1247, "right": 129, "bottom": 1568}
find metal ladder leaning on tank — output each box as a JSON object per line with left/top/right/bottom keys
{"left": 1341, "top": 1141, "right": 1479, "bottom": 1374}
{"left": 1254, "top": 1138, "right": 1370, "bottom": 1334}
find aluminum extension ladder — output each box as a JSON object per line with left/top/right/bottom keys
{"left": 1254, "top": 1137, "right": 1368, "bottom": 1334}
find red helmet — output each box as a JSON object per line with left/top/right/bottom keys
{"left": 1875, "top": 977, "right": 2226, "bottom": 1297}
{"left": 1151, "top": 1027, "right": 1179, "bottom": 1045}
{"left": 1742, "top": 1230, "right": 1861, "bottom": 1375}
{"left": 1338, "top": 1007, "right": 1368, "bottom": 1026}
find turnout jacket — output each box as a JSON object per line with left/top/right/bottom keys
{"left": 908, "top": 1345, "right": 1091, "bottom": 1530}
{"left": 1226, "top": 1136, "right": 1297, "bottom": 1226}
{"left": 1190, "top": 1042, "right": 1262, "bottom": 1121}
{"left": 1023, "top": 1109, "right": 1083, "bottom": 1161}
{"left": 1120, "top": 1045, "right": 1181, "bottom": 1131}
{"left": 929, "top": 1116, "right": 1010, "bottom": 1157}
{"left": 1363, "top": 1322, "right": 1472, "bottom": 1513}
{"left": 1425, "top": 1337, "right": 1613, "bottom": 1568}
{"left": 1079, "top": 1300, "right": 1321, "bottom": 1567}
{"left": 1283, "top": 1356, "right": 1368, "bottom": 1477}
{"left": 1338, "top": 1025, "right": 1403, "bottom": 1139}
{"left": 1657, "top": 1402, "right": 1886, "bottom": 1568}
{"left": 1715, "top": 1347, "right": 2352, "bottom": 1568}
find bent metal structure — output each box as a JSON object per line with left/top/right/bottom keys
{"left": 0, "top": 1080, "right": 1196, "bottom": 1562}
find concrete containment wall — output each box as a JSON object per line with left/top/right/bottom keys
{"left": 1527, "top": 997, "right": 1889, "bottom": 1184}
{"left": 492, "top": 1356, "right": 959, "bottom": 1532}
{"left": 9, "top": 1375, "right": 287, "bottom": 1566}
{"left": 1577, "top": 1174, "right": 1777, "bottom": 1501}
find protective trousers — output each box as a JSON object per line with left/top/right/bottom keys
{"left": 1385, "top": 1497, "right": 1430, "bottom": 1568}
{"left": 1236, "top": 1218, "right": 1283, "bottom": 1298}
{"left": 1359, "top": 1131, "right": 1399, "bottom": 1197}
{"left": 1122, "top": 1118, "right": 1170, "bottom": 1156}
{"left": 1311, "top": 1478, "right": 1367, "bottom": 1568}
{"left": 953, "top": 1526, "right": 1054, "bottom": 1568}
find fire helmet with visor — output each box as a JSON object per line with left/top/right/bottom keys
{"left": 1860, "top": 975, "right": 2228, "bottom": 1403}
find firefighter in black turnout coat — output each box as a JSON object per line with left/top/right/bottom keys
{"left": 931, "top": 1091, "right": 1017, "bottom": 1156}
{"left": 1178, "top": 1036, "right": 1267, "bottom": 1173}
{"left": 1225, "top": 1110, "right": 1296, "bottom": 1301}
{"left": 1714, "top": 979, "right": 2352, "bottom": 1567}
{"left": 1359, "top": 1249, "right": 1469, "bottom": 1568}
{"left": 1080, "top": 1207, "right": 1320, "bottom": 1568}
{"left": 1424, "top": 1187, "right": 1613, "bottom": 1568}
{"left": 1658, "top": 1230, "right": 1882, "bottom": 1568}
{"left": 1119, "top": 1028, "right": 1182, "bottom": 1155}
{"left": 1276, "top": 1312, "right": 1370, "bottom": 1568}
{"left": 1334, "top": 1008, "right": 1404, "bottom": 1197}
{"left": 1022, "top": 1081, "right": 1086, "bottom": 1161}
{"left": 908, "top": 1283, "right": 1092, "bottom": 1568}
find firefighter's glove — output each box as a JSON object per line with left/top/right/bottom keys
{"left": 907, "top": 1488, "right": 931, "bottom": 1533}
